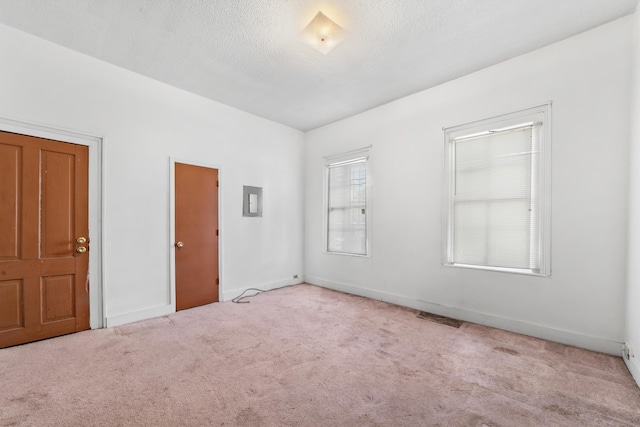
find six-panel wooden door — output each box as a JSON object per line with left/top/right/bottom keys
{"left": 0, "top": 131, "right": 90, "bottom": 348}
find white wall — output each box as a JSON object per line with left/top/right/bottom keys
{"left": 0, "top": 24, "right": 305, "bottom": 327}
{"left": 626, "top": 7, "right": 640, "bottom": 385}
{"left": 305, "top": 17, "right": 633, "bottom": 355}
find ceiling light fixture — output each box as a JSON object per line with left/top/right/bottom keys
{"left": 301, "top": 11, "right": 347, "bottom": 55}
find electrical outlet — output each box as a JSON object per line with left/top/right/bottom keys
{"left": 622, "top": 343, "right": 636, "bottom": 360}
{"left": 623, "top": 343, "right": 631, "bottom": 360}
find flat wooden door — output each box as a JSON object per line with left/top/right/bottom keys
{"left": 0, "top": 131, "right": 89, "bottom": 348}
{"left": 175, "top": 163, "right": 219, "bottom": 310}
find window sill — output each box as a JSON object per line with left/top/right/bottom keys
{"left": 324, "top": 250, "right": 371, "bottom": 258}
{"left": 443, "top": 262, "right": 550, "bottom": 277}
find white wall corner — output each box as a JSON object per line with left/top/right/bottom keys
{"left": 626, "top": 5, "right": 640, "bottom": 391}
{"left": 221, "top": 276, "right": 305, "bottom": 302}
{"left": 105, "top": 304, "right": 174, "bottom": 328}
{"left": 624, "top": 341, "right": 640, "bottom": 388}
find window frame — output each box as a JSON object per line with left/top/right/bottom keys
{"left": 323, "top": 146, "right": 372, "bottom": 257}
{"left": 442, "top": 104, "right": 551, "bottom": 276}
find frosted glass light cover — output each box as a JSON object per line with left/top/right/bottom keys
{"left": 301, "top": 11, "right": 347, "bottom": 54}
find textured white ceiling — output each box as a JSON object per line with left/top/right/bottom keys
{"left": 0, "top": 0, "right": 637, "bottom": 131}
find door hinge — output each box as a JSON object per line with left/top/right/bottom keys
{"left": 216, "top": 278, "right": 219, "bottom": 285}
{"left": 216, "top": 229, "right": 219, "bottom": 236}
{"left": 217, "top": 180, "right": 219, "bottom": 187}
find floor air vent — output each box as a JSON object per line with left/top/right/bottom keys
{"left": 417, "top": 311, "right": 462, "bottom": 328}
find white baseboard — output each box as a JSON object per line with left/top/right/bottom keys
{"left": 104, "top": 277, "right": 305, "bottom": 328}
{"left": 306, "top": 276, "right": 623, "bottom": 355}
{"left": 221, "top": 276, "right": 305, "bottom": 302}
{"left": 105, "top": 304, "right": 173, "bottom": 327}
{"left": 624, "top": 341, "right": 640, "bottom": 388}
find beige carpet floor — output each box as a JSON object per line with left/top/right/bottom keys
{"left": 1, "top": 284, "right": 639, "bottom": 426}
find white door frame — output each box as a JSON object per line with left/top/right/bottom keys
{"left": 169, "top": 157, "right": 223, "bottom": 310}
{"left": 0, "top": 116, "right": 105, "bottom": 328}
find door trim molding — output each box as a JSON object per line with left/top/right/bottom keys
{"left": 0, "top": 116, "right": 105, "bottom": 329}
{"left": 169, "top": 157, "right": 223, "bottom": 311}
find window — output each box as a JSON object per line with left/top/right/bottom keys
{"left": 443, "top": 105, "right": 551, "bottom": 276}
{"left": 324, "top": 147, "right": 371, "bottom": 256}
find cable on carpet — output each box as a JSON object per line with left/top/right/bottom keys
{"left": 232, "top": 284, "right": 295, "bottom": 304}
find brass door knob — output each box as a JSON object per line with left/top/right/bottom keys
{"left": 77, "top": 237, "right": 87, "bottom": 244}
{"left": 76, "top": 247, "right": 87, "bottom": 253}
{"left": 176, "top": 242, "right": 184, "bottom": 248}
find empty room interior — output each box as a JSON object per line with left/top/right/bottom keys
{"left": 2, "top": 0, "right": 640, "bottom": 425}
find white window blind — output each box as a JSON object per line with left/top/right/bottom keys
{"left": 453, "top": 124, "right": 539, "bottom": 269}
{"left": 443, "top": 104, "right": 551, "bottom": 276}
{"left": 325, "top": 147, "right": 370, "bottom": 256}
